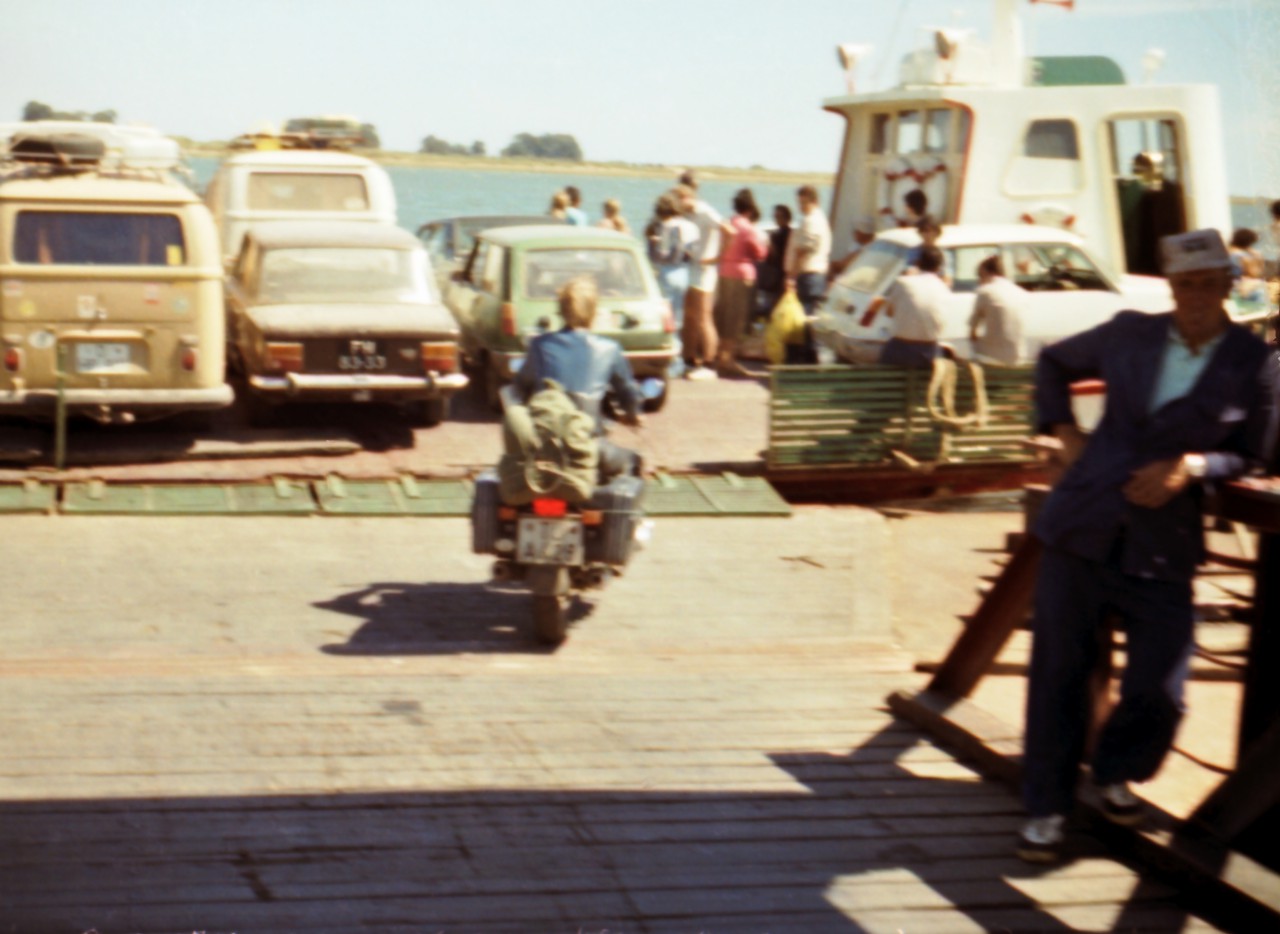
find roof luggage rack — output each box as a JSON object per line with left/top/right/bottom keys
{"left": 8, "top": 132, "right": 107, "bottom": 171}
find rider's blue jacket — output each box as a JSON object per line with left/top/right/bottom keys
{"left": 514, "top": 327, "right": 640, "bottom": 430}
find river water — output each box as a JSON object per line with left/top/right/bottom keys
{"left": 187, "top": 156, "right": 828, "bottom": 240}
{"left": 187, "top": 155, "right": 1271, "bottom": 252}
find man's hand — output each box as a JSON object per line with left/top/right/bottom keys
{"left": 620, "top": 411, "right": 644, "bottom": 429}
{"left": 1123, "top": 456, "right": 1192, "bottom": 508}
{"left": 1026, "top": 424, "right": 1086, "bottom": 486}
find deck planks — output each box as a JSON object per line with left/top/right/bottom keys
{"left": 0, "top": 512, "right": 1232, "bottom": 932}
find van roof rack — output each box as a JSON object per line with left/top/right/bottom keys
{"left": 0, "top": 121, "right": 184, "bottom": 174}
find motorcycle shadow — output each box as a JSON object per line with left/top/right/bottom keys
{"left": 316, "top": 580, "right": 596, "bottom": 655}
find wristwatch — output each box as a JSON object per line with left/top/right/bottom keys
{"left": 1184, "top": 453, "right": 1208, "bottom": 479}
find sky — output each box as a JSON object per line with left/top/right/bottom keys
{"left": 1, "top": 0, "right": 1277, "bottom": 197}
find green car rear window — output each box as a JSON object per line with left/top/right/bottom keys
{"left": 523, "top": 248, "right": 645, "bottom": 300}
{"left": 14, "top": 211, "right": 186, "bottom": 266}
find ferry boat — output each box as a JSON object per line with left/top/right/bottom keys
{"left": 822, "top": 0, "right": 1231, "bottom": 283}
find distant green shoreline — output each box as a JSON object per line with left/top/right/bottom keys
{"left": 177, "top": 142, "right": 834, "bottom": 186}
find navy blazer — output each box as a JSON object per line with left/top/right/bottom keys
{"left": 1034, "top": 311, "right": 1276, "bottom": 581}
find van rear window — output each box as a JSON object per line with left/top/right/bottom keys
{"left": 246, "top": 173, "right": 370, "bottom": 212}
{"left": 14, "top": 212, "right": 186, "bottom": 266}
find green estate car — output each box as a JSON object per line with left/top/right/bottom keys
{"left": 443, "top": 225, "right": 675, "bottom": 411}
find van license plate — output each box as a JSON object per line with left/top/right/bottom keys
{"left": 517, "top": 517, "right": 584, "bottom": 565}
{"left": 75, "top": 342, "right": 132, "bottom": 373}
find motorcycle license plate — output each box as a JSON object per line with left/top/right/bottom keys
{"left": 517, "top": 517, "right": 584, "bottom": 565}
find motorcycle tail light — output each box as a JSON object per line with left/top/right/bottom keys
{"left": 497, "top": 506, "right": 518, "bottom": 521}
{"left": 580, "top": 509, "right": 603, "bottom": 526}
{"left": 3, "top": 347, "right": 21, "bottom": 372}
{"left": 500, "top": 302, "right": 517, "bottom": 337}
{"left": 265, "top": 342, "right": 304, "bottom": 373}
{"left": 420, "top": 341, "right": 458, "bottom": 374}
{"left": 531, "top": 498, "right": 568, "bottom": 518}
{"left": 181, "top": 347, "right": 198, "bottom": 371}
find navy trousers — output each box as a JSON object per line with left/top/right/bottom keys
{"left": 1022, "top": 543, "right": 1195, "bottom": 817}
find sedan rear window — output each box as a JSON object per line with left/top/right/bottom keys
{"left": 833, "top": 241, "right": 905, "bottom": 294}
{"left": 246, "top": 172, "right": 369, "bottom": 212}
{"left": 257, "top": 247, "right": 436, "bottom": 304}
{"left": 14, "top": 211, "right": 185, "bottom": 265}
{"left": 523, "top": 248, "right": 646, "bottom": 299}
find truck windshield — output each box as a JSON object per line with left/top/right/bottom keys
{"left": 246, "top": 173, "right": 370, "bottom": 212}
{"left": 14, "top": 211, "right": 185, "bottom": 266}
{"left": 523, "top": 248, "right": 645, "bottom": 299}
{"left": 257, "top": 247, "right": 436, "bottom": 304}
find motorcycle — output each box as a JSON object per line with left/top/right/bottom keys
{"left": 471, "top": 382, "right": 649, "bottom": 645}
{"left": 471, "top": 470, "right": 647, "bottom": 645}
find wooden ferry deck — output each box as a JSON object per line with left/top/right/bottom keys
{"left": 0, "top": 505, "right": 1249, "bottom": 932}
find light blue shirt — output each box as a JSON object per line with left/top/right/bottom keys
{"left": 565, "top": 206, "right": 587, "bottom": 226}
{"left": 1148, "top": 321, "right": 1226, "bottom": 413}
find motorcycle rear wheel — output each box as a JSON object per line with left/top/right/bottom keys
{"left": 532, "top": 594, "right": 568, "bottom": 645}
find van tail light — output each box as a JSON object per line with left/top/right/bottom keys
{"left": 265, "top": 341, "right": 304, "bottom": 373}
{"left": 661, "top": 301, "right": 676, "bottom": 334}
{"left": 500, "top": 302, "right": 517, "bottom": 337}
{"left": 180, "top": 347, "right": 198, "bottom": 371}
{"left": 3, "top": 347, "right": 21, "bottom": 372}
{"left": 531, "top": 497, "right": 568, "bottom": 518}
{"left": 420, "top": 341, "right": 458, "bottom": 374}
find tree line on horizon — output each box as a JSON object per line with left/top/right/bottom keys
{"left": 421, "top": 131, "right": 582, "bottom": 162}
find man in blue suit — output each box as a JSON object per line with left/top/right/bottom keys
{"left": 1017, "top": 229, "right": 1278, "bottom": 862}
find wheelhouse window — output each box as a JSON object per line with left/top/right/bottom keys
{"left": 1024, "top": 119, "right": 1079, "bottom": 159}
{"left": 1004, "top": 118, "right": 1083, "bottom": 194}
{"left": 523, "top": 249, "right": 646, "bottom": 300}
{"left": 256, "top": 247, "right": 435, "bottom": 304}
{"left": 894, "top": 110, "right": 923, "bottom": 154}
{"left": 14, "top": 211, "right": 185, "bottom": 265}
{"left": 246, "top": 172, "right": 370, "bottom": 212}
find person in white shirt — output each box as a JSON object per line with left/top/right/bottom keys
{"left": 968, "top": 255, "right": 1028, "bottom": 365}
{"left": 674, "top": 178, "right": 727, "bottom": 381}
{"left": 783, "top": 185, "right": 832, "bottom": 363}
{"left": 879, "top": 245, "right": 950, "bottom": 367}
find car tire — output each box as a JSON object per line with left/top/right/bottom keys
{"left": 484, "top": 360, "right": 505, "bottom": 412}
{"left": 642, "top": 378, "right": 669, "bottom": 414}
{"left": 405, "top": 396, "right": 449, "bottom": 428}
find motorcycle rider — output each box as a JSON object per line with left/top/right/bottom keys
{"left": 513, "top": 275, "right": 643, "bottom": 480}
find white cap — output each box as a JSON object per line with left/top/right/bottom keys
{"left": 853, "top": 215, "right": 876, "bottom": 236}
{"left": 1160, "top": 229, "right": 1231, "bottom": 275}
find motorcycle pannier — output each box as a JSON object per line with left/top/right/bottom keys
{"left": 584, "top": 475, "right": 645, "bottom": 566}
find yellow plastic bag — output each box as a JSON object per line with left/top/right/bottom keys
{"left": 764, "top": 288, "right": 806, "bottom": 364}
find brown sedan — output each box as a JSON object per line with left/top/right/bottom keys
{"left": 226, "top": 221, "right": 468, "bottom": 425}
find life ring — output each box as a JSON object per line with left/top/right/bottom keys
{"left": 1019, "top": 202, "right": 1076, "bottom": 230}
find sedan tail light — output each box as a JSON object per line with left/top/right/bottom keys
{"left": 661, "top": 301, "right": 676, "bottom": 334}
{"left": 264, "top": 342, "right": 304, "bottom": 373}
{"left": 3, "top": 346, "right": 21, "bottom": 372}
{"left": 500, "top": 302, "right": 517, "bottom": 337}
{"left": 420, "top": 341, "right": 458, "bottom": 374}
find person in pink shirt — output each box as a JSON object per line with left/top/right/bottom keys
{"left": 713, "top": 188, "right": 768, "bottom": 377}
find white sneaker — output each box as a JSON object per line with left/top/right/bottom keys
{"left": 684, "top": 366, "right": 718, "bottom": 382}
{"left": 1016, "top": 814, "right": 1065, "bottom": 863}
{"left": 1098, "top": 782, "right": 1144, "bottom": 826}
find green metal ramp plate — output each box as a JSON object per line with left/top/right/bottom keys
{"left": 0, "top": 481, "right": 56, "bottom": 514}
{"left": 62, "top": 478, "right": 315, "bottom": 515}
{"left": 314, "top": 475, "right": 474, "bottom": 516}
{"left": 644, "top": 473, "right": 792, "bottom": 516}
